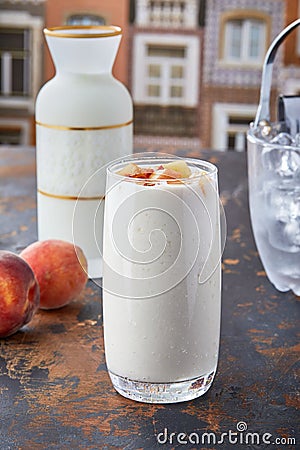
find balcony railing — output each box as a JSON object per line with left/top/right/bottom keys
{"left": 136, "top": 0, "right": 198, "bottom": 29}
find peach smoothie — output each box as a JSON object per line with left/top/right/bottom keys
{"left": 102, "top": 156, "right": 222, "bottom": 403}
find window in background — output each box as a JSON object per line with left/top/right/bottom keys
{"left": 0, "top": 118, "right": 30, "bottom": 145}
{"left": 0, "top": 27, "right": 31, "bottom": 97}
{"left": 146, "top": 44, "right": 185, "bottom": 103}
{"left": 0, "top": 126, "right": 21, "bottom": 145}
{"left": 133, "top": 34, "right": 199, "bottom": 106}
{"left": 0, "top": 11, "right": 43, "bottom": 144}
{"left": 227, "top": 116, "right": 252, "bottom": 151}
{"left": 66, "top": 14, "right": 106, "bottom": 26}
{"left": 221, "top": 14, "right": 267, "bottom": 65}
{"left": 212, "top": 103, "right": 257, "bottom": 151}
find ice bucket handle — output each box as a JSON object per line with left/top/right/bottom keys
{"left": 254, "top": 19, "right": 300, "bottom": 128}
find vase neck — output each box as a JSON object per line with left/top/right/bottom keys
{"left": 44, "top": 26, "right": 122, "bottom": 74}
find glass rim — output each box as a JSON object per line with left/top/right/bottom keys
{"left": 107, "top": 153, "right": 218, "bottom": 183}
{"left": 43, "top": 25, "right": 122, "bottom": 39}
{"left": 247, "top": 122, "right": 299, "bottom": 151}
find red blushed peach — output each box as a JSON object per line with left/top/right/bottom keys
{"left": 20, "top": 240, "right": 88, "bottom": 310}
{"left": 0, "top": 251, "right": 40, "bottom": 338}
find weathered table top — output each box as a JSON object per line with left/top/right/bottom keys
{"left": 0, "top": 145, "right": 298, "bottom": 449}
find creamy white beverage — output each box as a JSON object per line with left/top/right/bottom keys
{"left": 102, "top": 156, "right": 222, "bottom": 403}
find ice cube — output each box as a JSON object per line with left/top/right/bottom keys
{"left": 290, "top": 192, "right": 300, "bottom": 219}
{"left": 295, "top": 133, "right": 300, "bottom": 146}
{"left": 267, "top": 188, "right": 291, "bottom": 223}
{"left": 285, "top": 219, "right": 300, "bottom": 248}
{"left": 262, "top": 146, "right": 300, "bottom": 177}
{"left": 270, "top": 132, "right": 294, "bottom": 146}
{"left": 277, "top": 150, "right": 300, "bottom": 177}
{"left": 267, "top": 215, "right": 300, "bottom": 252}
{"left": 265, "top": 184, "right": 300, "bottom": 223}
{"left": 265, "top": 182, "right": 300, "bottom": 251}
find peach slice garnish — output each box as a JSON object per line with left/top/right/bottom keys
{"left": 129, "top": 168, "right": 154, "bottom": 179}
{"left": 117, "top": 163, "right": 154, "bottom": 179}
{"left": 117, "top": 163, "right": 142, "bottom": 177}
{"left": 155, "top": 168, "right": 183, "bottom": 179}
{"left": 163, "top": 160, "right": 191, "bottom": 178}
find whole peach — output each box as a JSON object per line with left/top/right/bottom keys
{"left": 0, "top": 251, "right": 40, "bottom": 338}
{"left": 20, "top": 240, "right": 88, "bottom": 309}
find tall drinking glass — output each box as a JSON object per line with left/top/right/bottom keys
{"left": 102, "top": 153, "right": 224, "bottom": 403}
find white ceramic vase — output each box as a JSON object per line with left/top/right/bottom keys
{"left": 35, "top": 26, "right": 133, "bottom": 278}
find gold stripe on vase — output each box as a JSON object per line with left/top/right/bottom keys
{"left": 44, "top": 25, "right": 122, "bottom": 39}
{"left": 35, "top": 119, "right": 133, "bottom": 131}
{"left": 38, "top": 188, "right": 105, "bottom": 201}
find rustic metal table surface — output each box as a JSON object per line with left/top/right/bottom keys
{"left": 0, "top": 145, "right": 298, "bottom": 450}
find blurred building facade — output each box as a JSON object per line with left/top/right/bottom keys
{"left": 201, "top": 0, "right": 284, "bottom": 151}
{"left": 129, "top": 0, "right": 203, "bottom": 143}
{"left": 0, "top": 0, "right": 129, "bottom": 145}
{"left": 44, "top": 0, "right": 130, "bottom": 86}
{"left": 0, "top": 0, "right": 299, "bottom": 148}
{"left": 282, "top": 0, "right": 300, "bottom": 96}
{"left": 0, "top": 0, "right": 45, "bottom": 144}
